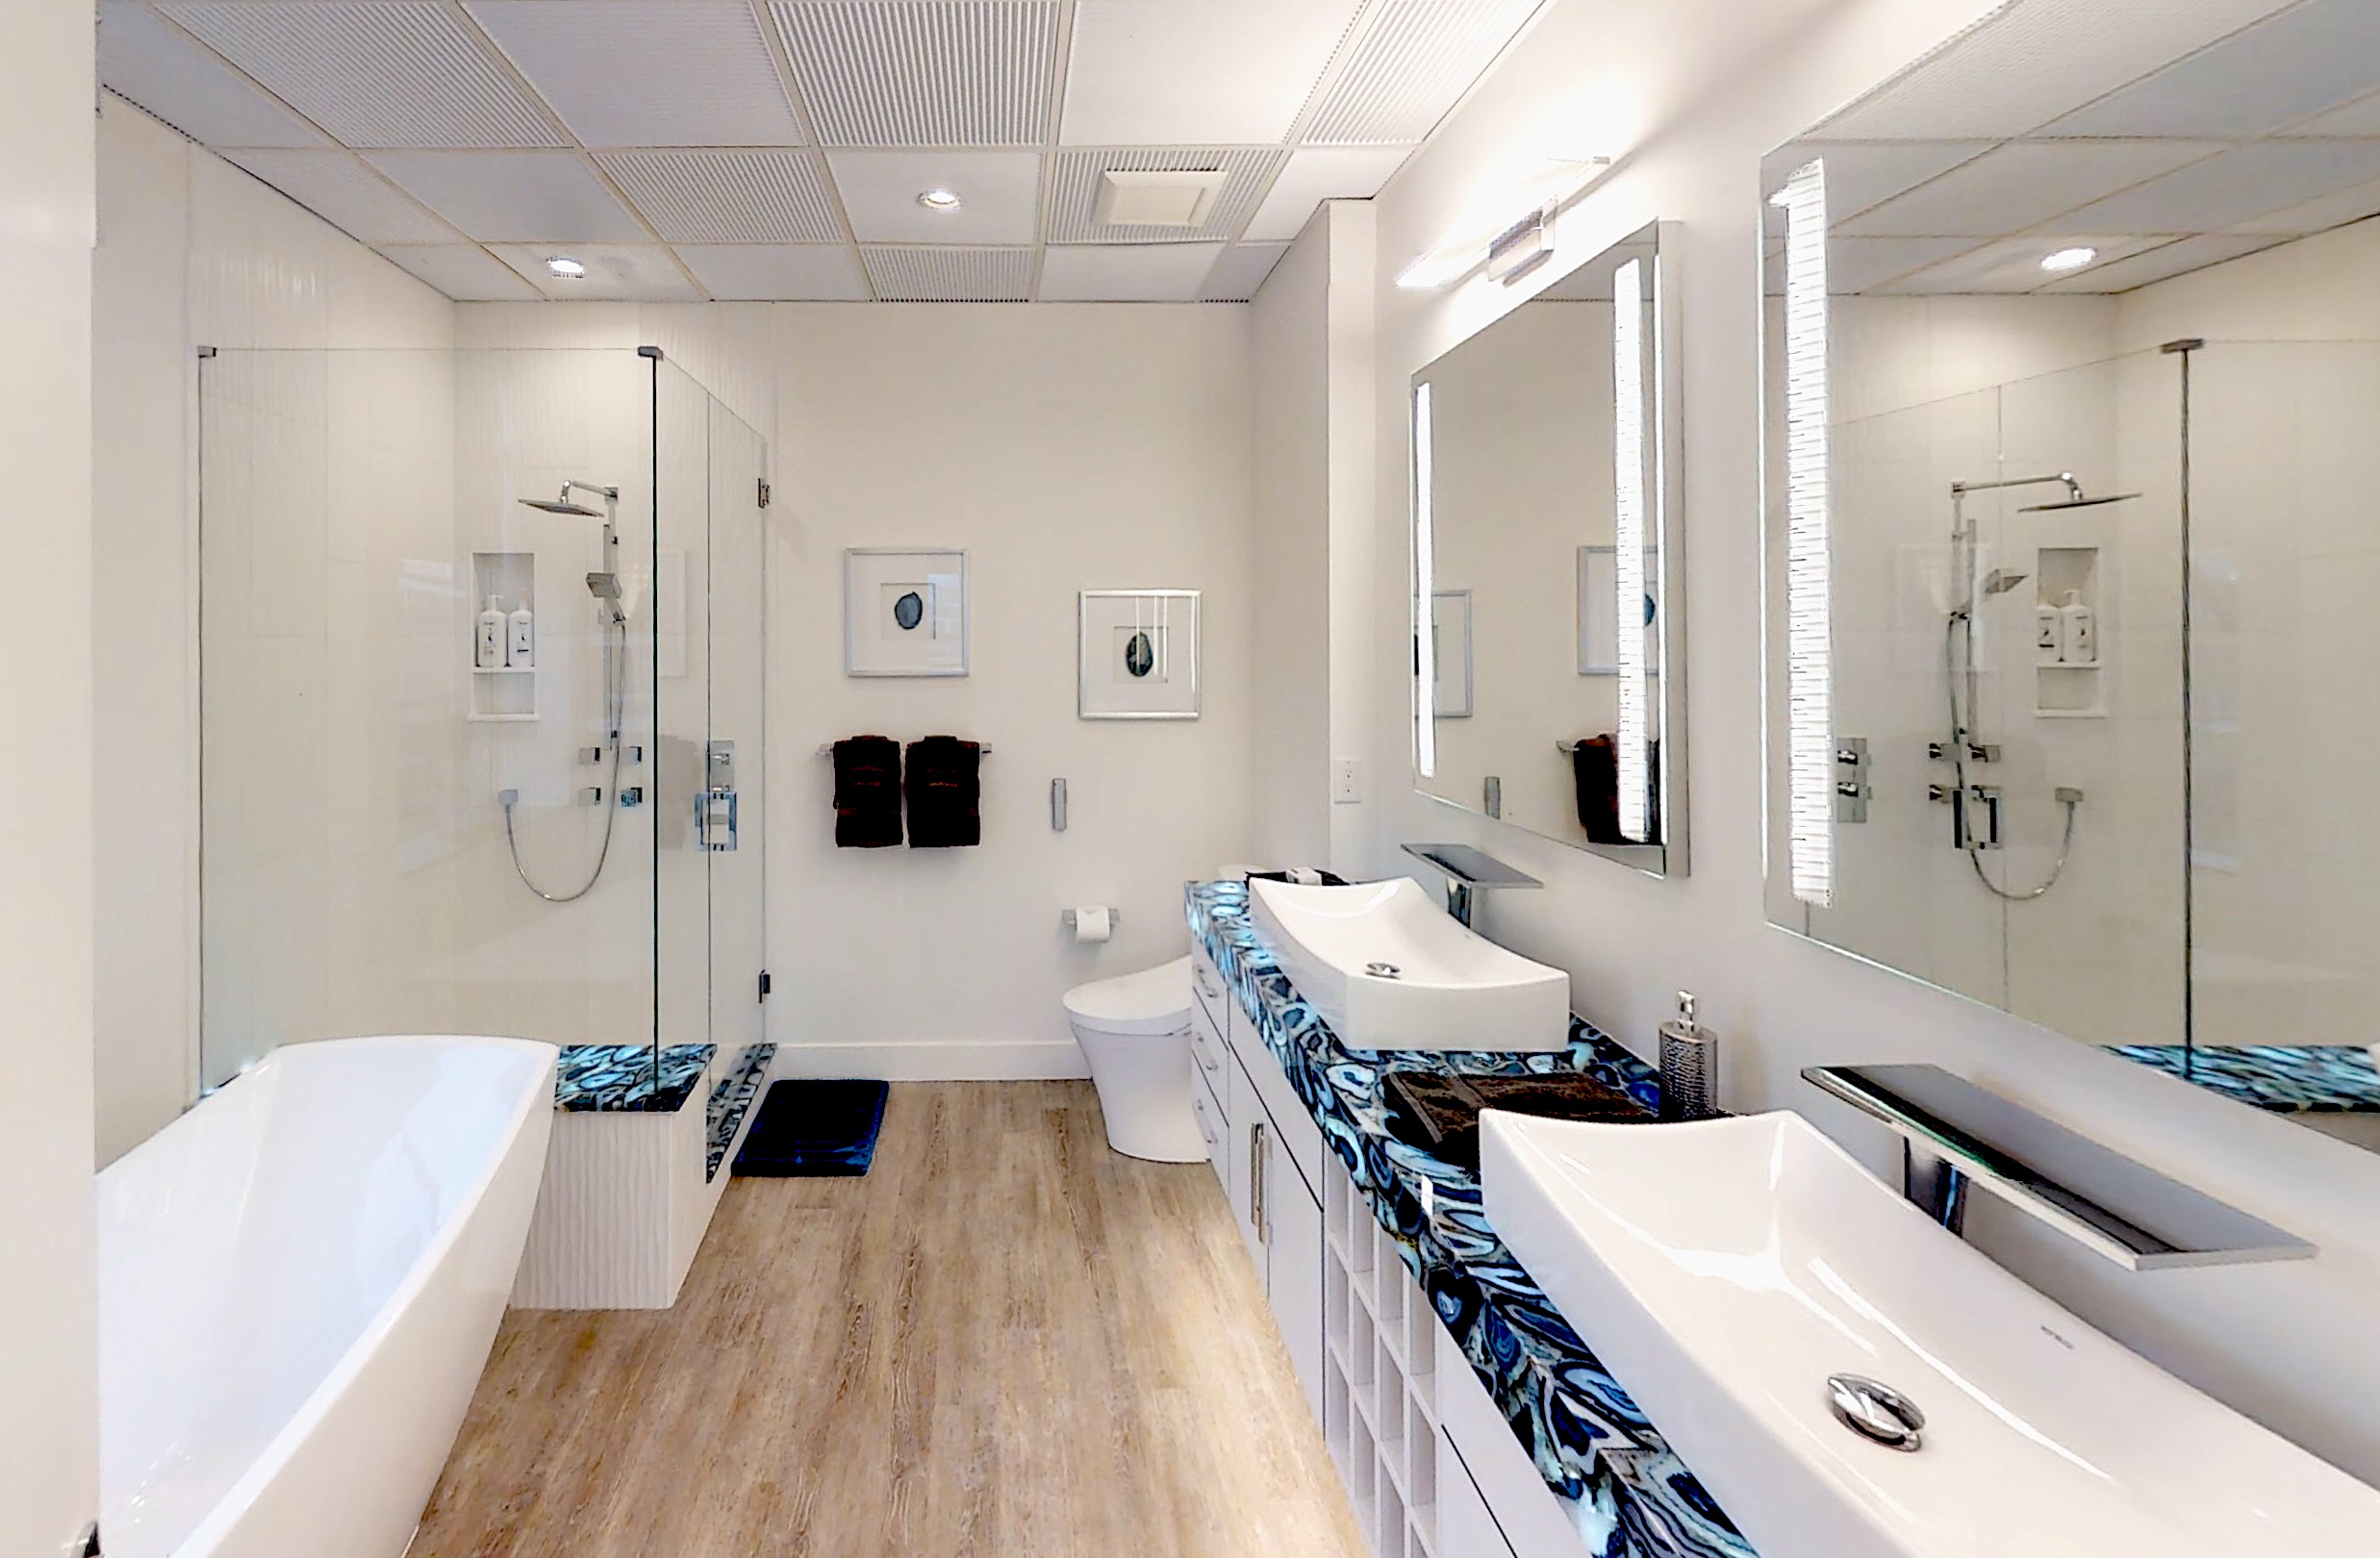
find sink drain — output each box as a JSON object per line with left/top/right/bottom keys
{"left": 1364, "top": 962, "right": 1403, "bottom": 979}
{"left": 1826, "top": 1374, "right": 1925, "bottom": 1451}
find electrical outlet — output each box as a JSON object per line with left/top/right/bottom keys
{"left": 1332, "top": 759, "right": 1362, "bottom": 805}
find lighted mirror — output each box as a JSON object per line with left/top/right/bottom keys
{"left": 1411, "top": 220, "right": 1687, "bottom": 876}
{"left": 1760, "top": 0, "right": 2380, "bottom": 1151}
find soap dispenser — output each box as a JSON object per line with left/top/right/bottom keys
{"left": 477, "top": 595, "right": 505, "bottom": 669}
{"left": 506, "top": 595, "right": 535, "bottom": 668}
{"left": 2058, "top": 591, "right": 2096, "bottom": 666}
{"left": 1658, "top": 991, "right": 1718, "bottom": 1122}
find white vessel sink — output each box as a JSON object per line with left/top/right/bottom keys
{"left": 1480, "top": 1110, "right": 2380, "bottom": 1558}
{"left": 1247, "top": 877, "right": 1570, "bottom": 1052}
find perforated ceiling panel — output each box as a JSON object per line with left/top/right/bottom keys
{"left": 1047, "top": 148, "right": 1284, "bottom": 243}
{"left": 772, "top": 1, "right": 1059, "bottom": 147}
{"left": 222, "top": 149, "right": 463, "bottom": 243}
{"left": 1303, "top": 0, "right": 1548, "bottom": 145}
{"left": 862, "top": 244, "right": 1037, "bottom": 301}
{"left": 161, "top": 1, "right": 563, "bottom": 148}
{"left": 597, "top": 151, "right": 843, "bottom": 244}
{"left": 99, "top": 4, "right": 323, "bottom": 149}
{"left": 469, "top": 1, "right": 805, "bottom": 149}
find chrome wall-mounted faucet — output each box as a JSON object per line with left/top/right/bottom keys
{"left": 1400, "top": 842, "right": 1541, "bottom": 927}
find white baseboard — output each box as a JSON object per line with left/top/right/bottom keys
{"left": 766, "top": 1039, "right": 1090, "bottom": 1083}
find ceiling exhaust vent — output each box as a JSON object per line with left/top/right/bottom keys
{"left": 1094, "top": 168, "right": 1229, "bottom": 229}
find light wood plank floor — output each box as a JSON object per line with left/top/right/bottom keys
{"left": 413, "top": 1081, "right": 1365, "bottom": 1558}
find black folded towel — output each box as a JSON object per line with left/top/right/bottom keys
{"left": 904, "top": 736, "right": 980, "bottom": 848}
{"left": 1569, "top": 734, "right": 1661, "bottom": 845}
{"left": 832, "top": 736, "right": 902, "bottom": 848}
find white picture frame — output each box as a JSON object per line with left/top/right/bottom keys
{"left": 846, "top": 548, "right": 968, "bottom": 677}
{"left": 1579, "top": 544, "right": 1662, "bottom": 677}
{"left": 1431, "top": 589, "right": 1474, "bottom": 718}
{"left": 1079, "top": 591, "right": 1201, "bottom": 719}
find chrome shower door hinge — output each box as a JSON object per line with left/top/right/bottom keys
{"left": 756, "top": 478, "right": 772, "bottom": 509}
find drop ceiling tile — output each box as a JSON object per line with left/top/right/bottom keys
{"left": 1785, "top": 141, "right": 1997, "bottom": 226}
{"left": 1304, "top": 0, "right": 1550, "bottom": 146}
{"left": 1048, "top": 148, "right": 1283, "bottom": 243}
{"left": 1811, "top": 0, "right": 2296, "bottom": 139}
{"left": 1872, "top": 233, "right": 2177, "bottom": 293}
{"left": 827, "top": 151, "right": 1041, "bottom": 244}
{"left": 377, "top": 242, "right": 543, "bottom": 301}
{"left": 2035, "top": 232, "right": 2288, "bottom": 292}
{"left": 2058, "top": 139, "right": 2380, "bottom": 236}
{"left": 99, "top": 4, "right": 325, "bottom": 149}
{"left": 2292, "top": 88, "right": 2380, "bottom": 138}
{"left": 861, "top": 246, "right": 1037, "bottom": 302}
{"left": 1824, "top": 236, "right": 1987, "bottom": 293}
{"left": 1041, "top": 243, "right": 1225, "bottom": 302}
{"left": 2042, "top": 0, "right": 2380, "bottom": 139}
{"left": 1837, "top": 140, "right": 2221, "bottom": 238}
{"left": 675, "top": 245, "right": 871, "bottom": 300}
{"left": 599, "top": 151, "right": 841, "bottom": 243}
{"left": 1241, "top": 146, "right": 1410, "bottom": 242}
{"left": 367, "top": 150, "right": 649, "bottom": 242}
{"left": 772, "top": 2, "right": 1058, "bottom": 147}
{"left": 488, "top": 243, "right": 704, "bottom": 302}
{"left": 161, "top": 2, "right": 563, "bottom": 148}
{"left": 1061, "top": 0, "right": 1363, "bottom": 146}
{"left": 222, "top": 149, "right": 463, "bottom": 243}
{"left": 469, "top": 1, "right": 802, "bottom": 148}
{"left": 2224, "top": 173, "right": 2380, "bottom": 236}
{"left": 1201, "top": 242, "right": 1288, "bottom": 301}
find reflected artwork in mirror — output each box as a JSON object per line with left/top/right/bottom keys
{"left": 1412, "top": 220, "right": 1687, "bottom": 875}
{"left": 1760, "top": 0, "right": 2380, "bottom": 1152}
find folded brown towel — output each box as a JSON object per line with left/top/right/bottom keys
{"left": 904, "top": 736, "right": 980, "bottom": 848}
{"left": 833, "top": 736, "right": 902, "bottom": 848}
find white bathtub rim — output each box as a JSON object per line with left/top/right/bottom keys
{"left": 130, "top": 1034, "right": 559, "bottom": 1558}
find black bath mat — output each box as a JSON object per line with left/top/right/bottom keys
{"left": 733, "top": 1079, "right": 889, "bottom": 1177}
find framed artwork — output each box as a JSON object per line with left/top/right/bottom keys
{"left": 847, "top": 548, "right": 967, "bottom": 677}
{"left": 1079, "top": 591, "right": 1200, "bottom": 719}
{"left": 1431, "top": 589, "right": 1474, "bottom": 718}
{"left": 1579, "top": 544, "right": 1662, "bottom": 677}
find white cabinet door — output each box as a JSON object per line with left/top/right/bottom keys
{"left": 1225, "top": 1054, "right": 1267, "bottom": 1269}
{"left": 1438, "top": 1427, "right": 1523, "bottom": 1558}
{"left": 1265, "top": 1132, "right": 1327, "bottom": 1418}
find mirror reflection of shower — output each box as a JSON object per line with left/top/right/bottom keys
{"left": 504, "top": 481, "right": 627, "bottom": 903}
{"left": 1937, "top": 473, "right": 2138, "bottom": 902}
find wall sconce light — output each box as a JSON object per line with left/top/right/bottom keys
{"left": 1395, "top": 158, "right": 1613, "bottom": 291}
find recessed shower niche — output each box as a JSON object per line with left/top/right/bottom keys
{"left": 469, "top": 551, "right": 537, "bottom": 722}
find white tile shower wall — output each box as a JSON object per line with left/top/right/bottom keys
{"left": 1349, "top": 0, "right": 2380, "bottom": 1484}
{"left": 3, "top": 0, "right": 100, "bottom": 1538}
{"left": 93, "top": 96, "right": 458, "bottom": 1158}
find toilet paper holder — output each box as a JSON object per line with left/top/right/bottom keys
{"left": 1060, "top": 909, "right": 1120, "bottom": 933}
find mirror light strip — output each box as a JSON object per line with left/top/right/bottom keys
{"left": 1612, "top": 257, "right": 1650, "bottom": 843}
{"left": 1781, "top": 160, "right": 1835, "bottom": 906}
{"left": 1412, "top": 381, "right": 1438, "bottom": 779}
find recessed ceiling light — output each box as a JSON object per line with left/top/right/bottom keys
{"left": 2039, "top": 246, "right": 2098, "bottom": 273}
{"left": 917, "top": 188, "right": 962, "bottom": 213}
{"left": 544, "top": 256, "right": 587, "bottom": 279}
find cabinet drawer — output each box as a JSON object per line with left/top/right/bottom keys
{"left": 1189, "top": 998, "right": 1230, "bottom": 1121}
{"left": 1190, "top": 942, "right": 1231, "bottom": 1032}
{"left": 1190, "top": 1071, "right": 1225, "bottom": 1182}
{"left": 1227, "top": 1001, "right": 1326, "bottom": 1205}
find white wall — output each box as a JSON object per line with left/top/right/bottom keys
{"left": 3, "top": 0, "right": 98, "bottom": 1546}
{"left": 91, "top": 95, "right": 456, "bottom": 1161}
{"left": 769, "top": 305, "right": 1255, "bottom": 1076}
{"left": 1349, "top": 0, "right": 2380, "bottom": 1484}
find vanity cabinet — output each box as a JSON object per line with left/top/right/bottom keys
{"left": 1224, "top": 1045, "right": 1327, "bottom": 1413}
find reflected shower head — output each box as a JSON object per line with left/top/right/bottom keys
{"left": 1981, "top": 568, "right": 2029, "bottom": 596}
{"left": 2021, "top": 490, "right": 2142, "bottom": 511}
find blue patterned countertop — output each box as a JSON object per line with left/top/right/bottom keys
{"left": 1186, "top": 881, "right": 1751, "bottom": 1558}
{"left": 2110, "top": 1043, "right": 2380, "bottom": 1115}
{"left": 555, "top": 1043, "right": 716, "bottom": 1113}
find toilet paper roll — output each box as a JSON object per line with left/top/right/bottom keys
{"left": 1072, "top": 906, "right": 1113, "bottom": 944}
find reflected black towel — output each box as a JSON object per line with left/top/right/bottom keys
{"left": 1569, "top": 734, "right": 1661, "bottom": 845}
{"left": 833, "top": 736, "right": 902, "bottom": 848}
{"left": 905, "top": 736, "right": 981, "bottom": 848}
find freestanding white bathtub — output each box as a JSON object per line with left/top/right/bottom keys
{"left": 98, "top": 1036, "right": 559, "bottom": 1558}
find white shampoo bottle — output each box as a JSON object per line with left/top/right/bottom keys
{"left": 2059, "top": 591, "right": 2096, "bottom": 665}
{"left": 477, "top": 595, "right": 505, "bottom": 668}
{"left": 507, "top": 596, "right": 535, "bottom": 667}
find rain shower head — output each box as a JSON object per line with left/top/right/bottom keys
{"left": 2020, "top": 491, "right": 2142, "bottom": 511}
{"left": 518, "top": 479, "right": 618, "bottom": 517}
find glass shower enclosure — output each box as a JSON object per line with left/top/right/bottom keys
{"left": 196, "top": 345, "right": 765, "bottom": 1097}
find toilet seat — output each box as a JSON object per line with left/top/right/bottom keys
{"left": 1061, "top": 956, "right": 1193, "bottom": 1037}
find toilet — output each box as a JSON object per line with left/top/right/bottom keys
{"left": 1064, "top": 956, "right": 1205, "bottom": 1163}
